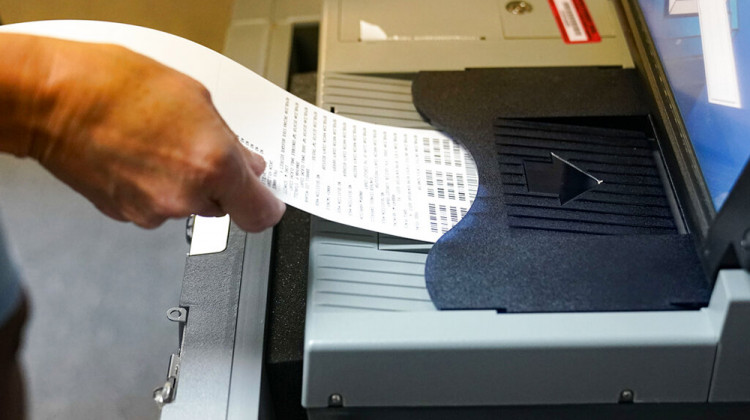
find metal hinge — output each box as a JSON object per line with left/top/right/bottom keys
{"left": 154, "top": 307, "right": 188, "bottom": 409}
{"left": 153, "top": 352, "right": 181, "bottom": 408}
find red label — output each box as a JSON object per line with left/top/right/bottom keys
{"left": 548, "top": 0, "right": 601, "bottom": 44}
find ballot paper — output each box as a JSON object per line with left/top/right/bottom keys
{"left": 1, "top": 20, "right": 478, "bottom": 242}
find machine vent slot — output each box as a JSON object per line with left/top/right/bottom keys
{"left": 309, "top": 219, "right": 436, "bottom": 313}
{"left": 310, "top": 73, "right": 438, "bottom": 313}
{"left": 320, "top": 72, "right": 432, "bottom": 129}
{"left": 495, "top": 119, "right": 678, "bottom": 235}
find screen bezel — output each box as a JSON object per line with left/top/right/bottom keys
{"left": 619, "top": 0, "right": 716, "bottom": 240}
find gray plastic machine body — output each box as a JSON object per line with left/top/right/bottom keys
{"left": 303, "top": 0, "right": 750, "bottom": 410}
{"left": 302, "top": 218, "right": 750, "bottom": 408}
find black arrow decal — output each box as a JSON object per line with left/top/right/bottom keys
{"left": 523, "top": 152, "right": 603, "bottom": 205}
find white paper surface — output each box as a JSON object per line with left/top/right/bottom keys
{"left": 1, "top": 20, "right": 478, "bottom": 242}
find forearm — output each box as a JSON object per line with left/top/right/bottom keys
{"left": 0, "top": 34, "right": 128, "bottom": 166}
{"left": 0, "top": 33, "right": 55, "bottom": 158}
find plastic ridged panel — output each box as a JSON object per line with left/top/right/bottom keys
{"left": 320, "top": 72, "right": 432, "bottom": 129}
{"left": 495, "top": 119, "right": 678, "bottom": 235}
{"left": 308, "top": 218, "right": 436, "bottom": 312}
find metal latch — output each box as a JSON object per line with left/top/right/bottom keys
{"left": 154, "top": 307, "right": 188, "bottom": 409}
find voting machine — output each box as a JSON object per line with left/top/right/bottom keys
{"left": 157, "top": 0, "right": 750, "bottom": 418}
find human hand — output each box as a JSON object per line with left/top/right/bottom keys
{"left": 2, "top": 34, "right": 285, "bottom": 231}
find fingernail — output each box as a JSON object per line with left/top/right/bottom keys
{"left": 251, "top": 152, "right": 266, "bottom": 165}
{"left": 248, "top": 152, "right": 267, "bottom": 176}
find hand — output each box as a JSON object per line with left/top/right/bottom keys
{"left": 1, "top": 35, "right": 285, "bottom": 231}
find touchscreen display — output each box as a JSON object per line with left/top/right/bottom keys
{"left": 639, "top": 0, "right": 749, "bottom": 210}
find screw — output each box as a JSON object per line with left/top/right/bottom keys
{"left": 619, "top": 389, "right": 634, "bottom": 403}
{"left": 328, "top": 393, "right": 343, "bottom": 408}
{"left": 506, "top": 1, "right": 533, "bottom": 15}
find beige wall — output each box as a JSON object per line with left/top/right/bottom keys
{"left": 0, "top": 0, "right": 234, "bottom": 51}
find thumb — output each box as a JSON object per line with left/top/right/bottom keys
{"left": 215, "top": 154, "right": 285, "bottom": 232}
{"left": 240, "top": 146, "right": 267, "bottom": 177}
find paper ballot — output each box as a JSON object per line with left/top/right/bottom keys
{"left": 1, "top": 21, "right": 478, "bottom": 242}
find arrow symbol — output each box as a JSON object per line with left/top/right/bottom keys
{"left": 523, "top": 152, "right": 603, "bottom": 205}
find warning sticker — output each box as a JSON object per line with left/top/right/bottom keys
{"left": 548, "top": 0, "right": 601, "bottom": 44}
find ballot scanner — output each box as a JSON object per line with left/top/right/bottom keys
{"left": 158, "top": 0, "right": 750, "bottom": 418}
